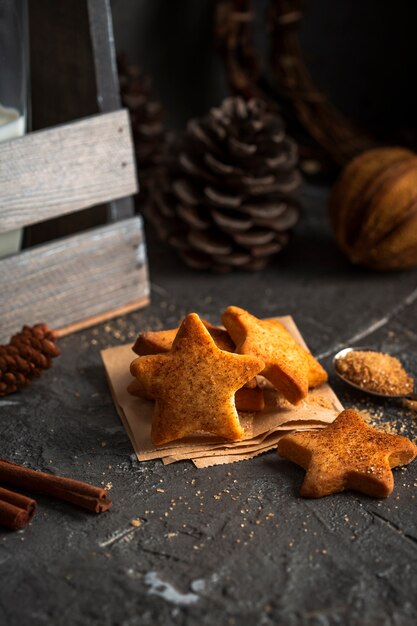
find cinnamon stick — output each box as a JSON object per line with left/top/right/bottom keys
{"left": 0, "top": 460, "right": 112, "bottom": 513}
{"left": 0, "top": 486, "right": 36, "bottom": 530}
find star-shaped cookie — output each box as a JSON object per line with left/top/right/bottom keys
{"left": 130, "top": 313, "right": 265, "bottom": 445}
{"left": 133, "top": 320, "right": 235, "bottom": 355}
{"left": 277, "top": 409, "right": 417, "bottom": 497}
{"left": 127, "top": 378, "right": 265, "bottom": 412}
{"left": 133, "top": 320, "right": 256, "bottom": 389}
{"left": 222, "top": 306, "right": 327, "bottom": 404}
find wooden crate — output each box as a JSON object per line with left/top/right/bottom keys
{"left": 0, "top": 0, "right": 149, "bottom": 343}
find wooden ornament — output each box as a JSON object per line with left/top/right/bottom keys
{"left": 329, "top": 147, "right": 417, "bottom": 270}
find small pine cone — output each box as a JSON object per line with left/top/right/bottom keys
{"left": 146, "top": 97, "right": 301, "bottom": 271}
{"left": 118, "top": 54, "right": 167, "bottom": 203}
{"left": 0, "top": 324, "right": 60, "bottom": 397}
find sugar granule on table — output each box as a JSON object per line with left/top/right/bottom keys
{"left": 355, "top": 400, "right": 417, "bottom": 444}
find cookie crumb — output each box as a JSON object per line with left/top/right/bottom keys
{"left": 130, "top": 519, "right": 142, "bottom": 528}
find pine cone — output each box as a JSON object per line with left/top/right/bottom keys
{"left": 146, "top": 97, "right": 301, "bottom": 271}
{"left": 118, "top": 54, "right": 167, "bottom": 202}
{"left": 0, "top": 324, "right": 60, "bottom": 397}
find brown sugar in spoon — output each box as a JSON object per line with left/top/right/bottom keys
{"left": 333, "top": 347, "right": 416, "bottom": 400}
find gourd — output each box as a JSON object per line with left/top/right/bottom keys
{"left": 329, "top": 148, "right": 417, "bottom": 270}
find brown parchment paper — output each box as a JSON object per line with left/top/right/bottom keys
{"left": 101, "top": 316, "right": 343, "bottom": 467}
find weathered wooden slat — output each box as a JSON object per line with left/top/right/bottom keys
{"left": 0, "top": 217, "right": 149, "bottom": 342}
{"left": 0, "top": 110, "right": 137, "bottom": 235}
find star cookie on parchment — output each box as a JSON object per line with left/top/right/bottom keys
{"left": 127, "top": 378, "right": 265, "bottom": 412}
{"left": 222, "top": 306, "right": 327, "bottom": 404}
{"left": 133, "top": 320, "right": 235, "bottom": 355}
{"left": 130, "top": 313, "right": 264, "bottom": 445}
{"left": 277, "top": 409, "right": 417, "bottom": 497}
{"left": 133, "top": 320, "right": 256, "bottom": 389}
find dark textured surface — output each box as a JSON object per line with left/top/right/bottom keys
{"left": 1, "top": 187, "right": 417, "bottom": 626}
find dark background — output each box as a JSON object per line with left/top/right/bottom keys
{"left": 111, "top": 0, "right": 417, "bottom": 146}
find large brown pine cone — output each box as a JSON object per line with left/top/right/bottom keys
{"left": 118, "top": 54, "right": 167, "bottom": 202}
{"left": 0, "top": 324, "right": 60, "bottom": 397}
{"left": 146, "top": 97, "right": 301, "bottom": 272}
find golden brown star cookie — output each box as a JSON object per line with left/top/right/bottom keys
{"left": 277, "top": 409, "right": 417, "bottom": 498}
{"left": 133, "top": 320, "right": 235, "bottom": 355}
{"left": 127, "top": 378, "right": 265, "bottom": 412}
{"left": 222, "top": 306, "right": 327, "bottom": 404}
{"left": 234, "top": 386, "right": 265, "bottom": 412}
{"left": 306, "top": 354, "right": 328, "bottom": 388}
{"left": 133, "top": 320, "right": 256, "bottom": 389}
{"left": 130, "top": 313, "right": 265, "bottom": 445}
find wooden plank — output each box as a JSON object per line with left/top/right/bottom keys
{"left": 0, "top": 217, "right": 149, "bottom": 343}
{"left": 0, "top": 110, "right": 137, "bottom": 235}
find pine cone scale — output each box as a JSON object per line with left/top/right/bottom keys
{"left": 173, "top": 180, "right": 201, "bottom": 206}
{"left": 239, "top": 201, "right": 287, "bottom": 218}
{"left": 233, "top": 229, "right": 276, "bottom": 246}
{"left": 211, "top": 209, "right": 253, "bottom": 232}
{"left": 250, "top": 241, "right": 285, "bottom": 257}
{"left": 228, "top": 136, "right": 257, "bottom": 157}
{"left": 180, "top": 154, "right": 217, "bottom": 183}
{"left": 205, "top": 153, "right": 238, "bottom": 176}
{"left": 188, "top": 230, "right": 233, "bottom": 256}
{"left": 204, "top": 187, "right": 243, "bottom": 208}
{"left": 177, "top": 205, "right": 211, "bottom": 230}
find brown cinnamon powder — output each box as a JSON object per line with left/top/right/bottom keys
{"left": 336, "top": 350, "right": 414, "bottom": 396}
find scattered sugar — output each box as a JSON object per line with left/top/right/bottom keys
{"left": 354, "top": 399, "right": 417, "bottom": 444}
{"left": 305, "top": 395, "right": 335, "bottom": 410}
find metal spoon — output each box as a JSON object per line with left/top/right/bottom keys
{"left": 332, "top": 346, "right": 417, "bottom": 400}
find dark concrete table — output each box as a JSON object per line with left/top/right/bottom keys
{"left": 1, "top": 187, "right": 417, "bottom": 626}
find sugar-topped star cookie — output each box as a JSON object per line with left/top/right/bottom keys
{"left": 277, "top": 409, "right": 417, "bottom": 497}
{"left": 130, "top": 313, "right": 264, "bottom": 445}
{"left": 133, "top": 319, "right": 257, "bottom": 389}
{"left": 222, "top": 306, "right": 327, "bottom": 404}
{"left": 133, "top": 319, "right": 235, "bottom": 355}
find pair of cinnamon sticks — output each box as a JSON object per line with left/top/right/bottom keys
{"left": 0, "top": 459, "right": 112, "bottom": 531}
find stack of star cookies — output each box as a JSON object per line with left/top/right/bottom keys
{"left": 129, "top": 307, "right": 328, "bottom": 446}
{"left": 102, "top": 307, "right": 341, "bottom": 466}
{"left": 100, "top": 307, "right": 349, "bottom": 467}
